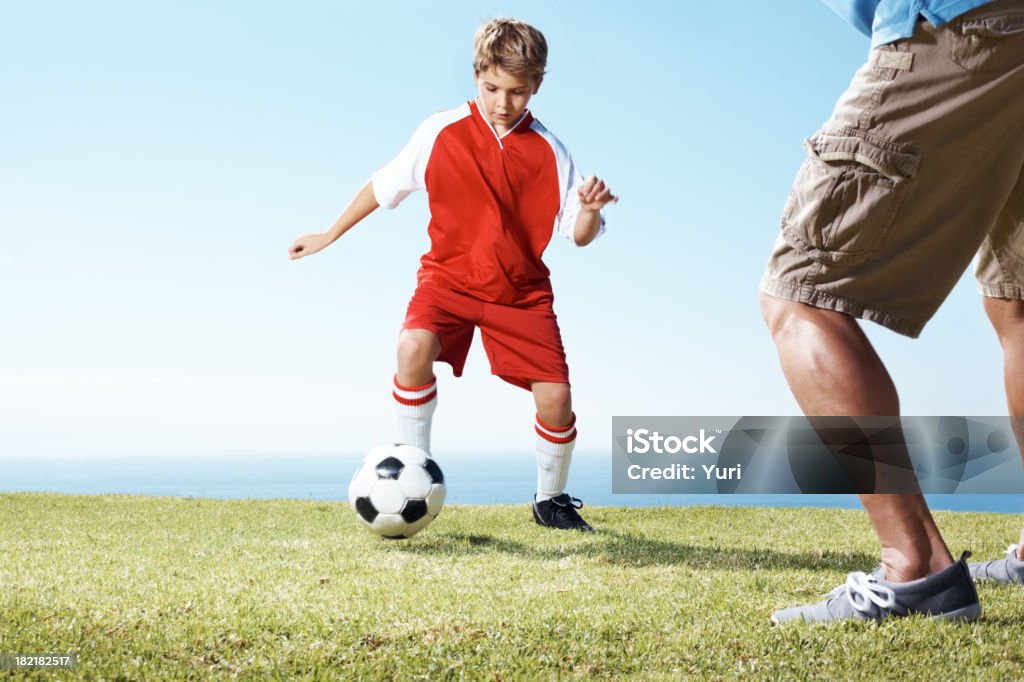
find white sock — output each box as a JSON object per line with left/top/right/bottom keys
{"left": 393, "top": 375, "right": 437, "bottom": 453}
{"left": 535, "top": 412, "right": 576, "bottom": 501}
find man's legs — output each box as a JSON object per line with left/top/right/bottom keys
{"left": 760, "top": 3, "right": 1024, "bottom": 620}
{"left": 983, "top": 297, "right": 1024, "bottom": 559}
{"left": 760, "top": 293, "right": 954, "bottom": 582}
{"left": 968, "top": 297, "right": 1024, "bottom": 581}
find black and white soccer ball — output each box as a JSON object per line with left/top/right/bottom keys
{"left": 348, "top": 444, "right": 446, "bottom": 539}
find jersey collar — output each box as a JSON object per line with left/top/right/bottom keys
{"left": 471, "top": 98, "right": 533, "bottom": 149}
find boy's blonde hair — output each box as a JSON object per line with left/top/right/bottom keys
{"left": 473, "top": 18, "right": 548, "bottom": 83}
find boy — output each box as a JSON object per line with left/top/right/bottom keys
{"left": 289, "top": 18, "right": 616, "bottom": 531}
{"left": 761, "top": 0, "right": 1024, "bottom": 622}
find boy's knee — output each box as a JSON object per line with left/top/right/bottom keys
{"left": 546, "top": 383, "right": 572, "bottom": 410}
{"left": 396, "top": 331, "right": 439, "bottom": 372}
{"left": 535, "top": 383, "right": 572, "bottom": 425}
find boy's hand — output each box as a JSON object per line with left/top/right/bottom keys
{"left": 578, "top": 176, "right": 617, "bottom": 211}
{"left": 289, "top": 232, "right": 332, "bottom": 260}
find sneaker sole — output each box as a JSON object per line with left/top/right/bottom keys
{"left": 969, "top": 573, "right": 1024, "bottom": 585}
{"left": 771, "top": 601, "right": 981, "bottom": 625}
{"left": 930, "top": 602, "right": 981, "bottom": 622}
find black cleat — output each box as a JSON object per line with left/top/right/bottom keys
{"left": 533, "top": 493, "right": 594, "bottom": 532}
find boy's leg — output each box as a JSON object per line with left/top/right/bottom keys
{"left": 529, "top": 379, "right": 590, "bottom": 531}
{"left": 470, "top": 298, "right": 591, "bottom": 530}
{"left": 393, "top": 329, "right": 441, "bottom": 453}
{"left": 396, "top": 280, "right": 479, "bottom": 454}
{"left": 760, "top": 294, "right": 954, "bottom": 582}
{"left": 396, "top": 329, "right": 441, "bottom": 387}
{"left": 531, "top": 380, "right": 574, "bottom": 501}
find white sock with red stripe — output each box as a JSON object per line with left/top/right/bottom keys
{"left": 535, "top": 412, "right": 577, "bottom": 501}
{"left": 393, "top": 375, "right": 437, "bottom": 453}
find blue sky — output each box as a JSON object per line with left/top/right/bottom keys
{"left": 1, "top": 1, "right": 1007, "bottom": 458}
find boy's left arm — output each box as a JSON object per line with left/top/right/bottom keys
{"left": 573, "top": 176, "right": 617, "bottom": 246}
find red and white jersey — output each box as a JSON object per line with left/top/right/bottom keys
{"left": 372, "top": 99, "right": 605, "bottom": 307}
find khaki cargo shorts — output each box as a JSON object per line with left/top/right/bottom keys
{"left": 760, "top": 0, "right": 1024, "bottom": 337}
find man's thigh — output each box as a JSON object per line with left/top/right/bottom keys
{"left": 977, "top": 164, "right": 1024, "bottom": 300}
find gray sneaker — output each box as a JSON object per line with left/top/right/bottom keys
{"left": 825, "top": 565, "right": 884, "bottom": 597}
{"left": 772, "top": 553, "right": 981, "bottom": 624}
{"left": 969, "top": 544, "right": 1024, "bottom": 584}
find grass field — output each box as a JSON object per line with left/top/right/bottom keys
{"left": 2, "top": 493, "right": 1024, "bottom": 680}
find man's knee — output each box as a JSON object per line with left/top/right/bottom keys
{"left": 759, "top": 291, "right": 807, "bottom": 341}
{"left": 759, "top": 291, "right": 860, "bottom": 349}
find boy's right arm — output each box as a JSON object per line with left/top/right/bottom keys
{"left": 291, "top": 109, "right": 441, "bottom": 260}
{"left": 288, "top": 180, "right": 379, "bottom": 260}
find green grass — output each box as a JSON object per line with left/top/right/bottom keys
{"left": 2, "top": 494, "right": 1023, "bottom": 680}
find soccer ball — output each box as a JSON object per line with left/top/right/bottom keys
{"left": 348, "top": 444, "right": 446, "bottom": 538}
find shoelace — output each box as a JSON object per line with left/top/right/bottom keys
{"left": 829, "top": 565, "right": 883, "bottom": 597}
{"left": 842, "top": 571, "right": 896, "bottom": 614}
{"left": 553, "top": 495, "right": 584, "bottom": 510}
{"left": 550, "top": 496, "right": 586, "bottom": 525}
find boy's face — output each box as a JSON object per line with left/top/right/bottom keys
{"left": 474, "top": 67, "right": 541, "bottom": 132}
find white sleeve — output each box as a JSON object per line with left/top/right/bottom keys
{"left": 556, "top": 155, "right": 607, "bottom": 244}
{"left": 529, "top": 119, "right": 607, "bottom": 245}
{"left": 371, "top": 104, "right": 470, "bottom": 210}
{"left": 371, "top": 120, "right": 433, "bottom": 209}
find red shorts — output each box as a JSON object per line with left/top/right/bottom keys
{"left": 402, "top": 280, "right": 570, "bottom": 391}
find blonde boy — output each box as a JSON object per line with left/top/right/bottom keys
{"left": 289, "top": 19, "right": 615, "bottom": 530}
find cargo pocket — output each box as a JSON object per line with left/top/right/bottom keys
{"left": 951, "top": 12, "right": 1024, "bottom": 73}
{"left": 781, "top": 132, "right": 920, "bottom": 265}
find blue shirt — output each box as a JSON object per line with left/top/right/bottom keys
{"left": 822, "top": 0, "right": 995, "bottom": 46}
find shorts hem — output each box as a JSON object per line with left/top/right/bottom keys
{"left": 978, "top": 282, "right": 1024, "bottom": 300}
{"left": 440, "top": 358, "right": 465, "bottom": 379}
{"left": 400, "top": 324, "right": 468, "bottom": 379}
{"left": 492, "top": 370, "right": 570, "bottom": 392}
{"left": 759, "top": 274, "right": 925, "bottom": 339}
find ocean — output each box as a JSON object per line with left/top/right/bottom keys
{"left": 1, "top": 453, "right": 1022, "bottom": 513}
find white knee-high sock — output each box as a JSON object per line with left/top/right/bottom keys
{"left": 535, "top": 412, "right": 576, "bottom": 501}
{"left": 393, "top": 375, "right": 437, "bottom": 453}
